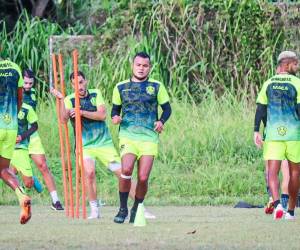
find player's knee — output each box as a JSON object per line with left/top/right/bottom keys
{"left": 38, "top": 161, "right": 49, "bottom": 173}
{"left": 138, "top": 175, "right": 149, "bottom": 184}
{"left": 24, "top": 178, "right": 34, "bottom": 188}
{"left": 122, "top": 167, "right": 133, "bottom": 177}
{"left": 85, "top": 168, "right": 95, "bottom": 180}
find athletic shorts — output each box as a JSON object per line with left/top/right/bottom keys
{"left": 83, "top": 145, "right": 121, "bottom": 170}
{"left": 263, "top": 141, "right": 300, "bottom": 163}
{"left": 0, "top": 129, "right": 17, "bottom": 159}
{"left": 11, "top": 149, "right": 33, "bottom": 177}
{"left": 28, "top": 133, "right": 45, "bottom": 155}
{"left": 119, "top": 137, "right": 158, "bottom": 159}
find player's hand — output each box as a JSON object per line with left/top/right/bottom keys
{"left": 254, "top": 132, "right": 263, "bottom": 149}
{"left": 70, "top": 109, "right": 84, "bottom": 118}
{"left": 154, "top": 121, "right": 164, "bottom": 133}
{"left": 112, "top": 115, "right": 122, "bottom": 124}
{"left": 16, "top": 135, "right": 22, "bottom": 143}
{"left": 50, "top": 87, "right": 63, "bottom": 99}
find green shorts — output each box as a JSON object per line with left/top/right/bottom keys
{"left": 263, "top": 141, "right": 300, "bottom": 163}
{"left": 11, "top": 149, "right": 33, "bottom": 177}
{"left": 0, "top": 129, "right": 17, "bottom": 159}
{"left": 119, "top": 137, "right": 158, "bottom": 159}
{"left": 83, "top": 145, "right": 121, "bottom": 170}
{"left": 28, "top": 134, "right": 45, "bottom": 155}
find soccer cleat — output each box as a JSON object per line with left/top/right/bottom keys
{"left": 51, "top": 201, "right": 64, "bottom": 211}
{"left": 20, "top": 195, "right": 31, "bottom": 225}
{"left": 129, "top": 208, "right": 137, "bottom": 223}
{"left": 274, "top": 204, "right": 284, "bottom": 220}
{"left": 113, "top": 208, "right": 128, "bottom": 224}
{"left": 144, "top": 209, "right": 156, "bottom": 219}
{"left": 265, "top": 199, "right": 274, "bottom": 215}
{"left": 33, "top": 176, "right": 43, "bottom": 193}
{"left": 285, "top": 212, "right": 296, "bottom": 220}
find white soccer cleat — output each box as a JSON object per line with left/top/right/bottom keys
{"left": 274, "top": 204, "right": 284, "bottom": 220}
{"left": 285, "top": 212, "right": 295, "bottom": 220}
{"left": 144, "top": 209, "right": 156, "bottom": 219}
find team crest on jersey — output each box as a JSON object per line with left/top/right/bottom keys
{"left": 31, "top": 94, "right": 36, "bottom": 101}
{"left": 18, "top": 111, "right": 25, "bottom": 120}
{"left": 277, "top": 126, "right": 287, "bottom": 136}
{"left": 146, "top": 86, "right": 155, "bottom": 95}
{"left": 91, "top": 97, "right": 96, "bottom": 106}
{"left": 2, "top": 113, "right": 12, "bottom": 124}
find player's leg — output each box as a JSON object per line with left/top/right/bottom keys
{"left": 280, "top": 160, "right": 290, "bottom": 210}
{"left": 129, "top": 155, "right": 154, "bottom": 223}
{"left": 83, "top": 156, "right": 99, "bottom": 219}
{"left": 264, "top": 160, "right": 274, "bottom": 214}
{"left": 30, "top": 154, "right": 63, "bottom": 210}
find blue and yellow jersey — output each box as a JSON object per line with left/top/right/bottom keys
{"left": 0, "top": 59, "right": 24, "bottom": 130}
{"left": 23, "top": 88, "right": 37, "bottom": 111}
{"left": 257, "top": 73, "right": 300, "bottom": 141}
{"left": 112, "top": 78, "right": 170, "bottom": 143}
{"left": 64, "top": 89, "right": 113, "bottom": 148}
{"left": 16, "top": 103, "right": 38, "bottom": 149}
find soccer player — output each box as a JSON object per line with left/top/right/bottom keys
{"left": 10, "top": 103, "right": 38, "bottom": 191}
{"left": 0, "top": 58, "right": 31, "bottom": 224}
{"left": 254, "top": 51, "right": 300, "bottom": 220}
{"left": 51, "top": 71, "right": 153, "bottom": 219}
{"left": 22, "top": 69, "right": 63, "bottom": 210}
{"left": 112, "top": 52, "right": 172, "bottom": 223}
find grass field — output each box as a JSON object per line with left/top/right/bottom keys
{"left": 1, "top": 205, "right": 300, "bottom": 250}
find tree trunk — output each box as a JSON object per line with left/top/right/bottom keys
{"left": 32, "top": 0, "right": 50, "bottom": 17}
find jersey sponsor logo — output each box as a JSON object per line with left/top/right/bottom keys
{"left": 272, "top": 85, "right": 288, "bottom": 91}
{"left": 146, "top": 86, "right": 155, "bottom": 95}
{"left": 0, "top": 72, "right": 13, "bottom": 77}
{"left": 122, "top": 89, "right": 131, "bottom": 92}
{"left": 277, "top": 126, "right": 287, "bottom": 136}
{"left": 1, "top": 113, "right": 12, "bottom": 124}
{"left": 18, "top": 111, "right": 25, "bottom": 120}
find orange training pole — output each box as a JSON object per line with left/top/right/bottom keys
{"left": 73, "top": 49, "right": 87, "bottom": 219}
{"left": 58, "top": 53, "right": 74, "bottom": 218}
{"left": 52, "top": 54, "right": 68, "bottom": 217}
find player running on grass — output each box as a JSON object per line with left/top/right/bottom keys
{"left": 0, "top": 58, "right": 31, "bottom": 224}
{"left": 112, "top": 52, "right": 172, "bottom": 223}
{"left": 254, "top": 51, "right": 300, "bottom": 220}
{"left": 22, "top": 69, "right": 64, "bottom": 210}
{"left": 51, "top": 71, "right": 155, "bottom": 219}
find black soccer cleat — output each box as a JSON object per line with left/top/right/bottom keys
{"left": 51, "top": 201, "right": 64, "bottom": 211}
{"left": 114, "top": 208, "right": 128, "bottom": 224}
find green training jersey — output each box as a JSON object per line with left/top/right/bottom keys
{"left": 112, "top": 78, "right": 170, "bottom": 143}
{"left": 256, "top": 73, "right": 300, "bottom": 141}
{"left": 0, "top": 59, "right": 24, "bottom": 130}
{"left": 16, "top": 103, "right": 38, "bottom": 149}
{"left": 64, "top": 89, "right": 113, "bottom": 148}
{"left": 23, "top": 88, "right": 37, "bottom": 111}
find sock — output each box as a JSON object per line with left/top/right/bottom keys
{"left": 274, "top": 199, "right": 280, "bottom": 208}
{"left": 287, "top": 210, "right": 294, "bottom": 216}
{"left": 50, "top": 191, "right": 59, "bottom": 204}
{"left": 119, "top": 192, "right": 129, "bottom": 210}
{"left": 132, "top": 196, "right": 144, "bottom": 211}
{"left": 15, "top": 186, "right": 26, "bottom": 204}
{"left": 281, "top": 194, "right": 289, "bottom": 210}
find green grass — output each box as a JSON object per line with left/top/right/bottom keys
{"left": 1, "top": 205, "right": 300, "bottom": 249}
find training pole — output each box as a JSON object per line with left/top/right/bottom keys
{"left": 73, "top": 49, "right": 87, "bottom": 219}
{"left": 58, "top": 53, "right": 74, "bottom": 218}
{"left": 52, "top": 54, "right": 69, "bottom": 217}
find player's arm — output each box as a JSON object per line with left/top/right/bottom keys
{"left": 155, "top": 83, "right": 171, "bottom": 133}
{"left": 79, "top": 105, "right": 106, "bottom": 121}
{"left": 17, "top": 122, "right": 38, "bottom": 143}
{"left": 50, "top": 88, "right": 70, "bottom": 123}
{"left": 111, "top": 85, "right": 122, "bottom": 124}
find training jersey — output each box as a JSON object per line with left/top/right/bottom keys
{"left": 112, "top": 78, "right": 170, "bottom": 143}
{"left": 64, "top": 89, "right": 113, "bottom": 148}
{"left": 0, "top": 59, "right": 24, "bottom": 130}
{"left": 257, "top": 73, "right": 300, "bottom": 141}
{"left": 16, "top": 103, "right": 38, "bottom": 149}
{"left": 23, "top": 88, "right": 37, "bottom": 111}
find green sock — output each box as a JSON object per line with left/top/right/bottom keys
{"left": 15, "top": 186, "right": 26, "bottom": 204}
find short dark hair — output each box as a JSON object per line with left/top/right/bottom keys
{"left": 133, "top": 52, "right": 151, "bottom": 63}
{"left": 23, "top": 69, "right": 35, "bottom": 79}
{"left": 69, "top": 71, "right": 86, "bottom": 81}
